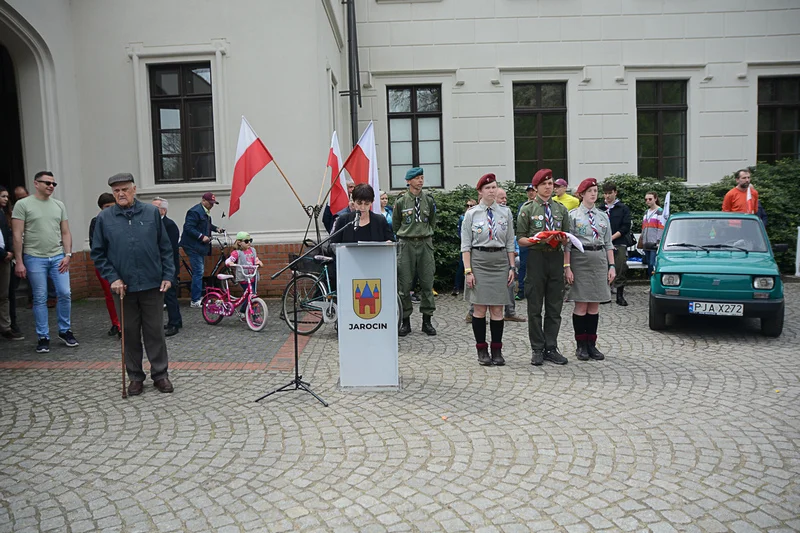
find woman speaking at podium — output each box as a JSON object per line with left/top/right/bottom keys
{"left": 330, "top": 184, "right": 394, "bottom": 244}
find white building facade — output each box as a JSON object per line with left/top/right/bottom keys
{"left": 1, "top": 0, "right": 798, "bottom": 295}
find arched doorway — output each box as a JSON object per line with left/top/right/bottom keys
{"left": 0, "top": 42, "right": 25, "bottom": 191}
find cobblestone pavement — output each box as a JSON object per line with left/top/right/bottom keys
{"left": 1, "top": 285, "right": 798, "bottom": 532}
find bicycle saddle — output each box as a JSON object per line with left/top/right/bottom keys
{"left": 217, "top": 273, "right": 234, "bottom": 280}
{"left": 314, "top": 255, "right": 334, "bottom": 264}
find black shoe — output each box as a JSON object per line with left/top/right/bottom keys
{"left": 10, "top": 324, "right": 22, "bottom": 336}
{"left": 421, "top": 315, "right": 437, "bottom": 336}
{"left": 616, "top": 286, "right": 628, "bottom": 306}
{"left": 531, "top": 349, "right": 544, "bottom": 366}
{"left": 451, "top": 289, "right": 459, "bottom": 296}
{"left": 477, "top": 343, "right": 492, "bottom": 366}
{"left": 2, "top": 330, "right": 24, "bottom": 341}
{"left": 398, "top": 318, "right": 411, "bottom": 337}
{"left": 108, "top": 325, "right": 120, "bottom": 337}
{"left": 490, "top": 343, "right": 505, "bottom": 366}
{"left": 575, "top": 340, "right": 590, "bottom": 361}
{"left": 36, "top": 337, "right": 50, "bottom": 353}
{"left": 544, "top": 347, "right": 568, "bottom": 365}
{"left": 587, "top": 341, "right": 606, "bottom": 361}
{"left": 58, "top": 330, "right": 79, "bottom": 347}
{"left": 165, "top": 326, "right": 180, "bottom": 337}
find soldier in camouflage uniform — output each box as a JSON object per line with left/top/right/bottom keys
{"left": 516, "top": 169, "right": 571, "bottom": 366}
{"left": 393, "top": 167, "right": 437, "bottom": 336}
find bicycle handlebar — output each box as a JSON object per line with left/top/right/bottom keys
{"left": 228, "top": 264, "right": 260, "bottom": 278}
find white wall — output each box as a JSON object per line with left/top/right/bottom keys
{"left": 356, "top": 0, "right": 800, "bottom": 188}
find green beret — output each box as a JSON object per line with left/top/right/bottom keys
{"left": 405, "top": 167, "right": 424, "bottom": 181}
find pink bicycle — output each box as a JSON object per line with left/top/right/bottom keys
{"left": 201, "top": 265, "right": 268, "bottom": 331}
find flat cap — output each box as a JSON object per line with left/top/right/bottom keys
{"left": 576, "top": 177, "right": 598, "bottom": 196}
{"left": 108, "top": 172, "right": 134, "bottom": 186}
{"left": 476, "top": 173, "right": 497, "bottom": 191}
{"left": 554, "top": 178, "right": 568, "bottom": 187}
{"left": 405, "top": 167, "right": 424, "bottom": 181}
{"left": 531, "top": 169, "right": 553, "bottom": 187}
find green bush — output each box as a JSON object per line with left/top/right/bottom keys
{"left": 390, "top": 162, "right": 799, "bottom": 288}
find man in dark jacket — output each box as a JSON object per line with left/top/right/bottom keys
{"left": 153, "top": 197, "right": 182, "bottom": 337}
{"left": 601, "top": 182, "right": 631, "bottom": 306}
{"left": 180, "top": 192, "right": 224, "bottom": 307}
{"left": 0, "top": 185, "right": 23, "bottom": 340}
{"left": 91, "top": 173, "right": 176, "bottom": 395}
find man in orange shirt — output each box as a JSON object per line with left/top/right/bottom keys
{"left": 722, "top": 169, "right": 759, "bottom": 214}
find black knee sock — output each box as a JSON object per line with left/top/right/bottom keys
{"left": 472, "top": 317, "right": 487, "bottom": 344}
{"left": 489, "top": 319, "right": 504, "bottom": 345}
{"left": 572, "top": 313, "right": 586, "bottom": 340}
{"left": 586, "top": 313, "right": 599, "bottom": 338}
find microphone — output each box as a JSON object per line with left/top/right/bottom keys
{"left": 353, "top": 210, "right": 361, "bottom": 229}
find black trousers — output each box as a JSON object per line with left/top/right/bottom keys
{"left": 164, "top": 284, "right": 182, "bottom": 328}
{"left": 115, "top": 288, "right": 169, "bottom": 382}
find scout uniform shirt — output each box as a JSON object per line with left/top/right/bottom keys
{"left": 568, "top": 204, "right": 614, "bottom": 252}
{"left": 460, "top": 202, "right": 516, "bottom": 253}
{"left": 392, "top": 190, "right": 437, "bottom": 237}
{"left": 516, "top": 196, "right": 570, "bottom": 248}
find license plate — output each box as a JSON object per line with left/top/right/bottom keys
{"left": 689, "top": 302, "right": 743, "bottom": 316}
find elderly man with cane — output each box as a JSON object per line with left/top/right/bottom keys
{"left": 91, "top": 173, "right": 176, "bottom": 395}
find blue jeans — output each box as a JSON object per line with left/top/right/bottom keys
{"left": 645, "top": 250, "right": 657, "bottom": 277}
{"left": 189, "top": 253, "right": 205, "bottom": 302}
{"left": 517, "top": 246, "right": 529, "bottom": 295}
{"left": 24, "top": 254, "right": 71, "bottom": 338}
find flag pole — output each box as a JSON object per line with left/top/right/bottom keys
{"left": 271, "top": 159, "right": 306, "bottom": 209}
{"left": 320, "top": 165, "right": 348, "bottom": 206}
{"left": 316, "top": 165, "right": 330, "bottom": 207}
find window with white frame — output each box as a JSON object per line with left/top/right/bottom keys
{"left": 387, "top": 85, "right": 443, "bottom": 189}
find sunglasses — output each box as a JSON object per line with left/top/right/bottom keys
{"left": 241, "top": 239, "right": 252, "bottom": 243}
{"left": 37, "top": 180, "right": 57, "bottom": 187}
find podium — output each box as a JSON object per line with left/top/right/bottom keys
{"left": 335, "top": 242, "right": 399, "bottom": 389}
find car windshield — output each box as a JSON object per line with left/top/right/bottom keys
{"left": 663, "top": 218, "right": 768, "bottom": 252}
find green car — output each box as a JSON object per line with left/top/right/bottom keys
{"left": 647, "top": 212, "right": 786, "bottom": 337}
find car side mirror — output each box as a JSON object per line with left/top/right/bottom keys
{"left": 643, "top": 242, "right": 658, "bottom": 251}
{"left": 772, "top": 243, "right": 789, "bottom": 253}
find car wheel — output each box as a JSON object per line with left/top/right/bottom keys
{"left": 648, "top": 294, "right": 666, "bottom": 331}
{"left": 760, "top": 302, "right": 784, "bottom": 338}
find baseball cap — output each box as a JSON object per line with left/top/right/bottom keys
{"left": 202, "top": 192, "right": 219, "bottom": 204}
{"left": 525, "top": 184, "right": 535, "bottom": 191}
{"left": 554, "top": 178, "right": 568, "bottom": 187}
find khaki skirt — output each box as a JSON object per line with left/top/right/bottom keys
{"left": 570, "top": 249, "right": 611, "bottom": 303}
{"left": 465, "top": 249, "right": 511, "bottom": 306}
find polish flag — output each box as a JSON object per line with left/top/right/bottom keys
{"left": 229, "top": 116, "right": 274, "bottom": 217}
{"left": 327, "top": 131, "right": 348, "bottom": 214}
{"left": 343, "top": 121, "right": 380, "bottom": 213}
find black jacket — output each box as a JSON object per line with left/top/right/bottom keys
{"left": 0, "top": 210, "right": 12, "bottom": 257}
{"left": 330, "top": 211, "right": 394, "bottom": 245}
{"left": 163, "top": 215, "right": 181, "bottom": 282}
{"left": 600, "top": 200, "right": 631, "bottom": 246}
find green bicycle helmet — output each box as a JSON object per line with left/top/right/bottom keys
{"left": 236, "top": 231, "right": 251, "bottom": 241}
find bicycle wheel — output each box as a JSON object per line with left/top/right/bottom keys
{"left": 282, "top": 274, "right": 327, "bottom": 335}
{"left": 202, "top": 293, "right": 225, "bottom": 325}
{"left": 246, "top": 297, "right": 268, "bottom": 332}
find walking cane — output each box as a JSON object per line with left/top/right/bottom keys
{"left": 120, "top": 291, "right": 127, "bottom": 399}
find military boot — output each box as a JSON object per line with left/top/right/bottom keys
{"left": 490, "top": 342, "right": 505, "bottom": 366}
{"left": 616, "top": 286, "right": 628, "bottom": 306}
{"left": 477, "top": 343, "right": 492, "bottom": 366}
{"left": 587, "top": 338, "right": 606, "bottom": 360}
{"left": 575, "top": 339, "right": 590, "bottom": 361}
{"left": 421, "top": 315, "right": 437, "bottom": 336}
{"left": 398, "top": 317, "right": 411, "bottom": 337}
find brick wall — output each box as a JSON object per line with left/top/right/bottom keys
{"left": 70, "top": 243, "right": 303, "bottom": 300}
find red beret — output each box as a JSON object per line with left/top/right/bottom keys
{"left": 532, "top": 169, "right": 553, "bottom": 187}
{"left": 576, "top": 177, "right": 598, "bottom": 196}
{"left": 476, "top": 173, "right": 497, "bottom": 190}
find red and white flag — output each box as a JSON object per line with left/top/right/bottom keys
{"left": 229, "top": 116, "right": 274, "bottom": 217}
{"left": 327, "top": 131, "right": 348, "bottom": 214}
{"left": 343, "top": 121, "right": 380, "bottom": 213}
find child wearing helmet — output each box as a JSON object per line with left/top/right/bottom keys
{"left": 225, "top": 231, "right": 263, "bottom": 312}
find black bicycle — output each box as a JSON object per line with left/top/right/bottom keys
{"left": 179, "top": 231, "right": 232, "bottom": 296}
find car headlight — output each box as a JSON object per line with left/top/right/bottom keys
{"left": 753, "top": 277, "right": 774, "bottom": 290}
{"left": 661, "top": 274, "right": 681, "bottom": 286}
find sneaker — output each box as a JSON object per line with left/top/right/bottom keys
{"left": 410, "top": 294, "right": 421, "bottom": 304}
{"left": 2, "top": 330, "right": 24, "bottom": 341}
{"left": 58, "top": 330, "right": 79, "bottom": 347}
{"left": 36, "top": 337, "right": 50, "bottom": 353}
{"left": 190, "top": 300, "right": 202, "bottom": 308}
{"left": 108, "top": 325, "right": 120, "bottom": 337}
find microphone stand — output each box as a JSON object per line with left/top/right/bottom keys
{"left": 255, "top": 212, "right": 361, "bottom": 406}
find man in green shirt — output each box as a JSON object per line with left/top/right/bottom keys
{"left": 12, "top": 171, "right": 78, "bottom": 353}
{"left": 393, "top": 167, "right": 437, "bottom": 336}
{"left": 517, "top": 169, "right": 570, "bottom": 366}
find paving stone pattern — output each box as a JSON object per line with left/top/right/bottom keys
{"left": 1, "top": 285, "right": 798, "bottom": 532}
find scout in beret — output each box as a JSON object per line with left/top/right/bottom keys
{"left": 515, "top": 169, "right": 571, "bottom": 366}
{"left": 460, "top": 173, "right": 516, "bottom": 366}
{"left": 393, "top": 166, "right": 438, "bottom": 336}
{"left": 563, "top": 178, "right": 615, "bottom": 362}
